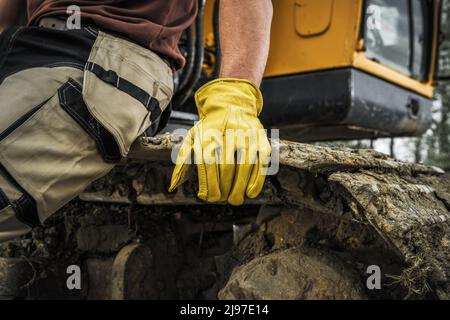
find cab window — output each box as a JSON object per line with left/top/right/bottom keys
{"left": 364, "top": 0, "right": 430, "bottom": 81}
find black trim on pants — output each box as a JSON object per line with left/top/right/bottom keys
{"left": 14, "top": 195, "right": 39, "bottom": 227}
{"left": 0, "top": 98, "right": 51, "bottom": 142}
{"left": 0, "top": 163, "right": 40, "bottom": 227}
{"left": 0, "top": 26, "right": 97, "bottom": 84}
{"left": 0, "top": 188, "right": 10, "bottom": 211}
{"left": 85, "top": 62, "right": 162, "bottom": 122}
{"left": 59, "top": 79, "right": 122, "bottom": 163}
{"left": 146, "top": 102, "right": 173, "bottom": 137}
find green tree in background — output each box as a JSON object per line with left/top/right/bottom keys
{"left": 423, "top": 0, "right": 450, "bottom": 171}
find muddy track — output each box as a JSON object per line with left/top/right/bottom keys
{"left": 80, "top": 135, "right": 450, "bottom": 298}
{"left": 0, "top": 134, "right": 448, "bottom": 299}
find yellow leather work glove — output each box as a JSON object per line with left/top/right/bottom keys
{"left": 168, "top": 78, "right": 271, "bottom": 206}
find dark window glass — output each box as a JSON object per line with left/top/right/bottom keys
{"left": 364, "top": 0, "right": 429, "bottom": 80}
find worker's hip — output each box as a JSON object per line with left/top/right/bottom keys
{"left": 0, "top": 25, "right": 173, "bottom": 241}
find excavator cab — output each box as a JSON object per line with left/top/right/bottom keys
{"left": 169, "top": 0, "right": 444, "bottom": 142}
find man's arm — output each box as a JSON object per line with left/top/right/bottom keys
{"left": 218, "top": 0, "right": 273, "bottom": 86}
{"left": 0, "top": 0, "right": 27, "bottom": 32}
{"left": 170, "top": 1, "right": 273, "bottom": 205}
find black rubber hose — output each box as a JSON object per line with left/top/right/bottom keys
{"left": 212, "top": 0, "right": 222, "bottom": 79}
{"left": 176, "top": 24, "right": 196, "bottom": 93}
{"left": 174, "top": 0, "right": 206, "bottom": 107}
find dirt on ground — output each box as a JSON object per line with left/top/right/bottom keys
{"left": 0, "top": 136, "right": 448, "bottom": 300}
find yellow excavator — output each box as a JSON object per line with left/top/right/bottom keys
{"left": 170, "top": 0, "right": 445, "bottom": 142}
{"left": 0, "top": 0, "right": 449, "bottom": 300}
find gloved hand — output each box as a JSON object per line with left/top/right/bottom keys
{"left": 169, "top": 78, "right": 271, "bottom": 206}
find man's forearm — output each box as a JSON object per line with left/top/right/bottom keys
{"left": 0, "top": 0, "right": 27, "bottom": 32}
{"left": 218, "top": 0, "right": 273, "bottom": 86}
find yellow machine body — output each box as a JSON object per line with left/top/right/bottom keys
{"left": 201, "top": 0, "right": 442, "bottom": 141}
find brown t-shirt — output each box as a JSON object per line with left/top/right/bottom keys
{"left": 27, "top": 0, "right": 198, "bottom": 69}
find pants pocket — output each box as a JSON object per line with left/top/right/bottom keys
{"left": 0, "top": 31, "right": 174, "bottom": 230}
{"left": 0, "top": 79, "right": 119, "bottom": 224}
{"left": 82, "top": 31, "right": 174, "bottom": 156}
